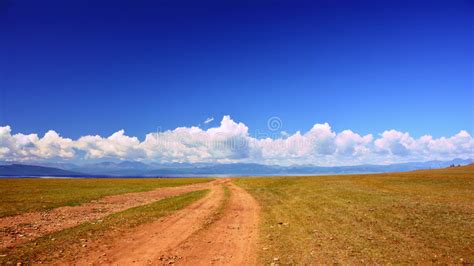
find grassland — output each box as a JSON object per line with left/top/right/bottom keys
{"left": 0, "top": 189, "right": 210, "bottom": 264}
{"left": 0, "top": 178, "right": 211, "bottom": 218}
{"left": 236, "top": 165, "right": 474, "bottom": 264}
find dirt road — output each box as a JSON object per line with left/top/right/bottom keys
{"left": 0, "top": 179, "right": 224, "bottom": 249}
{"left": 65, "top": 180, "right": 260, "bottom": 265}
{"left": 169, "top": 183, "right": 260, "bottom": 265}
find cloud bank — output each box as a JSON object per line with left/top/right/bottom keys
{"left": 1, "top": 116, "right": 473, "bottom": 166}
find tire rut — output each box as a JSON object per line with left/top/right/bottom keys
{"left": 60, "top": 179, "right": 260, "bottom": 265}
{"left": 0, "top": 180, "right": 221, "bottom": 249}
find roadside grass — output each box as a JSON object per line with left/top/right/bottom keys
{"left": 0, "top": 178, "right": 212, "bottom": 217}
{"left": 0, "top": 189, "right": 210, "bottom": 264}
{"left": 236, "top": 165, "right": 474, "bottom": 264}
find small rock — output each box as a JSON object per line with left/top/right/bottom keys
{"left": 82, "top": 244, "right": 87, "bottom": 248}
{"left": 168, "top": 260, "right": 174, "bottom": 264}
{"left": 262, "top": 247, "right": 269, "bottom": 251}
{"left": 0, "top": 255, "right": 6, "bottom": 257}
{"left": 273, "top": 257, "right": 279, "bottom": 261}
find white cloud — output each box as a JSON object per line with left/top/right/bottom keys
{"left": 374, "top": 130, "right": 414, "bottom": 156}
{"left": 203, "top": 117, "right": 214, "bottom": 124}
{"left": 140, "top": 115, "right": 251, "bottom": 163}
{"left": 335, "top": 130, "right": 373, "bottom": 156}
{"left": 0, "top": 126, "right": 75, "bottom": 160}
{"left": 0, "top": 116, "right": 473, "bottom": 165}
{"left": 76, "top": 130, "right": 145, "bottom": 160}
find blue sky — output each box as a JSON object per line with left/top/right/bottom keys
{"left": 0, "top": 0, "right": 473, "bottom": 165}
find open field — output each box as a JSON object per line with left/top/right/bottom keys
{"left": 0, "top": 179, "right": 259, "bottom": 265}
{"left": 0, "top": 189, "right": 210, "bottom": 264}
{"left": 0, "top": 179, "right": 220, "bottom": 250}
{"left": 0, "top": 165, "right": 473, "bottom": 264}
{"left": 0, "top": 178, "right": 211, "bottom": 217}
{"left": 236, "top": 164, "right": 474, "bottom": 264}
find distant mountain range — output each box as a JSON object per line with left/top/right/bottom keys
{"left": 0, "top": 164, "right": 84, "bottom": 177}
{"left": 0, "top": 158, "right": 472, "bottom": 177}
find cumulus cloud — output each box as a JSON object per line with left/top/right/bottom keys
{"left": 140, "top": 116, "right": 251, "bottom": 163}
{"left": 0, "top": 116, "right": 473, "bottom": 165}
{"left": 335, "top": 130, "right": 373, "bottom": 156}
{"left": 0, "top": 126, "right": 74, "bottom": 160}
{"left": 375, "top": 130, "right": 413, "bottom": 156}
{"left": 76, "top": 130, "right": 145, "bottom": 160}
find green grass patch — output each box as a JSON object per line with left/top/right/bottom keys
{"left": 236, "top": 166, "right": 474, "bottom": 264}
{"left": 201, "top": 185, "right": 231, "bottom": 230}
{"left": 0, "top": 178, "right": 212, "bottom": 217}
{"left": 0, "top": 189, "right": 210, "bottom": 264}
{"left": 216, "top": 185, "right": 231, "bottom": 218}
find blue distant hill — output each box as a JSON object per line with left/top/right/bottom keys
{"left": 0, "top": 164, "right": 85, "bottom": 177}
{"left": 0, "top": 158, "right": 472, "bottom": 177}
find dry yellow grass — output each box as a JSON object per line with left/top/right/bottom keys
{"left": 0, "top": 178, "right": 212, "bottom": 218}
{"left": 236, "top": 164, "right": 474, "bottom": 264}
{"left": 0, "top": 190, "right": 210, "bottom": 264}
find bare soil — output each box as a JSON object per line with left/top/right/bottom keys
{"left": 169, "top": 183, "right": 260, "bottom": 265}
{"left": 0, "top": 179, "right": 223, "bottom": 249}
{"left": 61, "top": 180, "right": 260, "bottom": 265}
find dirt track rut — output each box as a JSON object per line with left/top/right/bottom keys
{"left": 0, "top": 180, "right": 222, "bottom": 249}
{"left": 66, "top": 180, "right": 260, "bottom": 265}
